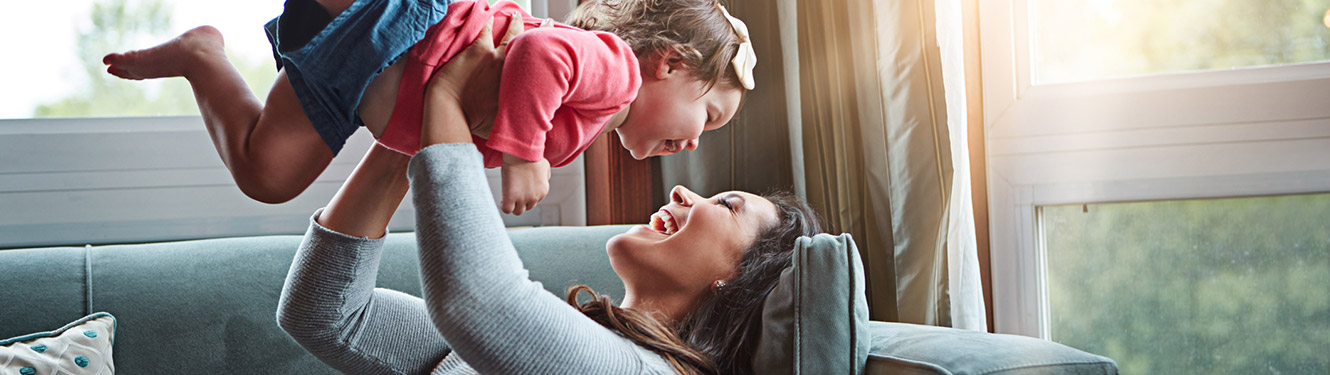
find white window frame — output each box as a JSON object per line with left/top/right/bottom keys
{"left": 0, "top": 0, "right": 589, "bottom": 249}
{"left": 980, "top": 0, "right": 1330, "bottom": 338}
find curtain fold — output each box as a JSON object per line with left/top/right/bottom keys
{"left": 659, "top": 0, "right": 796, "bottom": 197}
{"left": 778, "top": 0, "right": 986, "bottom": 330}
{"left": 656, "top": 0, "right": 985, "bottom": 330}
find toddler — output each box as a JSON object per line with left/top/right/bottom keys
{"left": 103, "top": 0, "right": 756, "bottom": 214}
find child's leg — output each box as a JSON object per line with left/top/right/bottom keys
{"left": 316, "top": 0, "right": 354, "bottom": 18}
{"left": 359, "top": 60, "right": 405, "bottom": 138}
{"left": 103, "top": 26, "right": 332, "bottom": 204}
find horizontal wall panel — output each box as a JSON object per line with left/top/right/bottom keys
{"left": 1, "top": 117, "right": 585, "bottom": 248}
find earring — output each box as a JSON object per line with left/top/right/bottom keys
{"left": 713, "top": 280, "right": 727, "bottom": 290}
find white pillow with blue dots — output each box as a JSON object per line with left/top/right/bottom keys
{"left": 0, "top": 312, "right": 115, "bottom": 375}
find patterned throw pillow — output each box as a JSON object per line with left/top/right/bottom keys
{"left": 0, "top": 312, "right": 116, "bottom": 375}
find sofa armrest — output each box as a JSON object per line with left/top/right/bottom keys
{"left": 865, "top": 322, "right": 1118, "bottom": 375}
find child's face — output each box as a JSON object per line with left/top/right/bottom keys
{"left": 616, "top": 65, "right": 743, "bottom": 160}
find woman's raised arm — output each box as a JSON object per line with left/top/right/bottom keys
{"left": 273, "top": 18, "right": 524, "bottom": 374}
{"left": 316, "top": 143, "right": 411, "bottom": 238}
{"left": 405, "top": 17, "right": 666, "bottom": 374}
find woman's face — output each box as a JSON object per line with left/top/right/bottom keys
{"left": 607, "top": 186, "right": 779, "bottom": 298}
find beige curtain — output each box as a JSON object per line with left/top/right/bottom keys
{"left": 657, "top": 0, "right": 984, "bottom": 329}
{"left": 777, "top": 0, "right": 985, "bottom": 329}
{"left": 659, "top": 1, "right": 797, "bottom": 197}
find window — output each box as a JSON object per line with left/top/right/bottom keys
{"left": 979, "top": 0, "right": 1330, "bottom": 361}
{"left": 1030, "top": 0, "right": 1330, "bottom": 84}
{"left": 0, "top": 0, "right": 586, "bottom": 248}
{"left": 1041, "top": 194, "right": 1330, "bottom": 374}
{"left": 2, "top": 0, "right": 281, "bottom": 119}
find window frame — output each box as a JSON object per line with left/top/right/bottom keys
{"left": 0, "top": 0, "right": 590, "bottom": 248}
{"left": 980, "top": 0, "right": 1330, "bottom": 338}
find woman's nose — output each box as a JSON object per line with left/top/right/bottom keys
{"left": 670, "top": 185, "right": 695, "bottom": 207}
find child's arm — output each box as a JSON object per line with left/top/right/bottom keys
{"left": 408, "top": 20, "right": 660, "bottom": 373}
{"left": 484, "top": 28, "right": 639, "bottom": 164}
{"left": 483, "top": 28, "right": 638, "bottom": 215}
{"left": 500, "top": 153, "right": 550, "bottom": 215}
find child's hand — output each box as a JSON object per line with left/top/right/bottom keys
{"left": 500, "top": 153, "right": 551, "bottom": 216}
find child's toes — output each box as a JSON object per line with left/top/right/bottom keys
{"left": 107, "top": 65, "right": 137, "bottom": 80}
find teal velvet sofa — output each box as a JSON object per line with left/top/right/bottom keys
{"left": 1, "top": 225, "right": 1117, "bottom": 374}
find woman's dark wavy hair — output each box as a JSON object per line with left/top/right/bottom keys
{"left": 567, "top": 191, "right": 823, "bottom": 375}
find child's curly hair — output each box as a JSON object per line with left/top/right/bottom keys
{"left": 568, "top": 0, "right": 747, "bottom": 92}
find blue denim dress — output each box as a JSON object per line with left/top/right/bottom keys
{"left": 264, "top": 0, "right": 456, "bottom": 154}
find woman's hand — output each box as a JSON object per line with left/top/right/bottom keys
{"left": 316, "top": 143, "right": 412, "bottom": 239}
{"left": 422, "top": 13, "right": 525, "bottom": 147}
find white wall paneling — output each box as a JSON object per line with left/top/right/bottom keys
{"left": 1, "top": 116, "right": 586, "bottom": 249}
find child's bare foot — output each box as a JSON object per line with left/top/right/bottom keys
{"left": 103, "top": 26, "right": 226, "bottom": 80}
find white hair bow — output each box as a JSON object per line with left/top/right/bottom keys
{"left": 717, "top": 4, "right": 756, "bottom": 90}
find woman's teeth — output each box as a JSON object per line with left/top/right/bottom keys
{"left": 650, "top": 210, "right": 677, "bottom": 235}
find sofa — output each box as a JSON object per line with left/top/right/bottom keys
{"left": 1, "top": 225, "right": 1117, "bottom": 374}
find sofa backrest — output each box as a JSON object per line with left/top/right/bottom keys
{"left": 0, "top": 225, "right": 634, "bottom": 375}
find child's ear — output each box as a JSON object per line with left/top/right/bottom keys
{"left": 652, "top": 48, "right": 687, "bottom": 80}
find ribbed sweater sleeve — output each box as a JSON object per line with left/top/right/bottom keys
{"left": 407, "top": 143, "right": 669, "bottom": 375}
{"left": 278, "top": 213, "right": 451, "bottom": 375}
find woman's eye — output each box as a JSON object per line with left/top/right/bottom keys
{"left": 717, "top": 197, "right": 734, "bottom": 210}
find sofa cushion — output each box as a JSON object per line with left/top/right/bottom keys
{"left": 1, "top": 312, "right": 116, "bottom": 374}
{"left": 0, "top": 225, "right": 634, "bottom": 375}
{"left": 0, "top": 246, "right": 91, "bottom": 341}
{"left": 865, "top": 321, "right": 1119, "bottom": 374}
{"left": 752, "top": 233, "right": 872, "bottom": 375}
{"left": 505, "top": 225, "right": 629, "bottom": 299}
{"left": 86, "top": 236, "right": 364, "bottom": 375}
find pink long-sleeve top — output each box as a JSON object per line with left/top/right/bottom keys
{"left": 377, "top": 0, "right": 641, "bottom": 168}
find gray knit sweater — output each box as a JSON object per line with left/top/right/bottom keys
{"left": 277, "top": 143, "right": 677, "bottom": 375}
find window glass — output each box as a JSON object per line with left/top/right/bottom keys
{"left": 1030, "top": 0, "right": 1330, "bottom": 84}
{"left": 2, "top": 0, "right": 281, "bottom": 119}
{"left": 1040, "top": 193, "right": 1330, "bottom": 374}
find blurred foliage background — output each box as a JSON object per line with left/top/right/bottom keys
{"left": 1043, "top": 193, "right": 1330, "bottom": 374}
{"left": 32, "top": 0, "right": 539, "bottom": 118}
{"left": 1031, "top": 0, "right": 1330, "bottom": 83}
{"left": 35, "top": 0, "right": 284, "bottom": 118}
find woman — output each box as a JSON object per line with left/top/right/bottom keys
{"left": 277, "top": 17, "right": 821, "bottom": 375}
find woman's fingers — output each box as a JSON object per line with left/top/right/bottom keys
{"left": 475, "top": 17, "right": 495, "bottom": 50}
{"left": 497, "top": 11, "right": 525, "bottom": 58}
